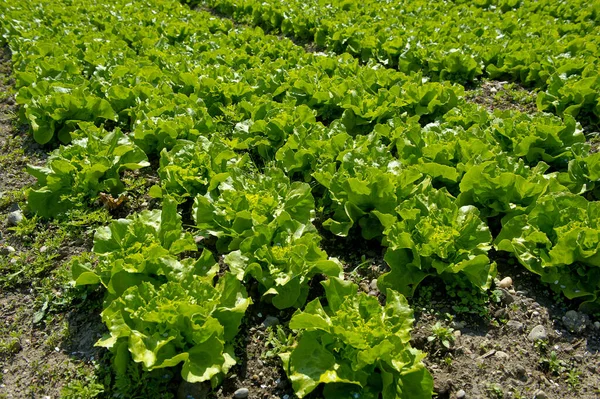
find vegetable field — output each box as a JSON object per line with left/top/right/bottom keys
{"left": 0, "top": 0, "right": 599, "bottom": 398}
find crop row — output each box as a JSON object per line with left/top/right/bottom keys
{"left": 192, "top": 0, "right": 600, "bottom": 124}
{"left": 1, "top": 0, "right": 599, "bottom": 397}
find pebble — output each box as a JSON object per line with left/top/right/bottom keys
{"left": 453, "top": 330, "right": 461, "bottom": 337}
{"left": 494, "top": 351, "right": 509, "bottom": 360}
{"left": 359, "top": 282, "right": 370, "bottom": 293}
{"left": 7, "top": 210, "right": 23, "bottom": 226}
{"left": 368, "top": 290, "right": 378, "bottom": 297}
{"left": 499, "top": 289, "right": 515, "bottom": 305}
{"left": 531, "top": 311, "right": 540, "bottom": 317}
{"left": 39, "top": 246, "right": 47, "bottom": 253}
{"left": 456, "top": 389, "right": 466, "bottom": 398}
{"left": 0, "top": 246, "right": 15, "bottom": 256}
{"left": 594, "top": 321, "right": 600, "bottom": 330}
{"left": 515, "top": 365, "right": 527, "bottom": 379}
{"left": 262, "top": 316, "right": 280, "bottom": 328}
{"left": 533, "top": 389, "right": 548, "bottom": 399}
{"left": 528, "top": 325, "right": 547, "bottom": 341}
{"left": 370, "top": 279, "right": 378, "bottom": 291}
{"left": 452, "top": 321, "right": 466, "bottom": 330}
{"left": 562, "top": 310, "right": 588, "bottom": 334}
{"left": 498, "top": 277, "right": 513, "bottom": 288}
{"left": 234, "top": 388, "right": 249, "bottom": 399}
{"left": 506, "top": 320, "right": 524, "bottom": 332}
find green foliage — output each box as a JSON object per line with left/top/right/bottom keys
{"left": 73, "top": 199, "right": 251, "bottom": 384}
{"left": 282, "top": 277, "right": 433, "bottom": 399}
{"left": 156, "top": 136, "right": 249, "bottom": 200}
{"left": 379, "top": 185, "right": 496, "bottom": 296}
{"left": 198, "top": 0, "right": 600, "bottom": 124}
{"left": 427, "top": 322, "right": 455, "bottom": 350}
{"left": 193, "top": 167, "right": 315, "bottom": 251}
{"left": 496, "top": 192, "right": 600, "bottom": 311}
{"left": 27, "top": 123, "right": 149, "bottom": 217}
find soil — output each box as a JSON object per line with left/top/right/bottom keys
{"left": 466, "top": 80, "right": 538, "bottom": 115}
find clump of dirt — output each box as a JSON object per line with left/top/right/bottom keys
{"left": 208, "top": 297, "right": 298, "bottom": 399}
{"left": 467, "top": 80, "right": 538, "bottom": 114}
{"left": 411, "top": 262, "right": 600, "bottom": 399}
{"left": 0, "top": 290, "right": 106, "bottom": 399}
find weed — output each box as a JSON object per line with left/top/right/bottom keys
{"left": 539, "top": 351, "right": 566, "bottom": 375}
{"left": 428, "top": 322, "right": 455, "bottom": 349}
{"left": 567, "top": 368, "right": 581, "bottom": 390}
{"left": 264, "top": 325, "right": 294, "bottom": 358}
{"left": 486, "top": 383, "right": 503, "bottom": 398}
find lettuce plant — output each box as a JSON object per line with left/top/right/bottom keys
{"left": 27, "top": 123, "right": 150, "bottom": 217}
{"left": 496, "top": 192, "right": 600, "bottom": 311}
{"left": 379, "top": 185, "right": 496, "bottom": 296}
{"left": 156, "top": 136, "right": 248, "bottom": 200}
{"left": 281, "top": 277, "right": 433, "bottom": 399}
{"left": 73, "top": 199, "right": 251, "bottom": 384}
{"left": 193, "top": 167, "right": 315, "bottom": 252}
{"left": 225, "top": 226, "right": 342, "bottom": 309}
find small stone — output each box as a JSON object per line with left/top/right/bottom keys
{"left": 500, "top": 289, "right": 515, "bottom": 305}
{"left": 453, "top": 330, "right": 461, "bottom": 337}
{"left": 452, "top": 321, "right": 466, "bottom": 329}
{"left": 494, "top": 308, "right": 507, "bottom": 318}
{"left": 262, "top": 316, "right": 279, "bottom": 328}
{"left": 456, "top": 389, "right": 466, "bottom": 398}
{"left": 251, "top": 374, "right": 259, "bottom": 381}
{"left": 533, "top": 389, "right": 548, "bottom": 399}
{"left": 515, "top": 365, "right": 527, "bottom": 379}
{"left": 594, "top": 321, "right": 600, "bottom": 330}
{"left": 359, "top": 282, "right": 370, "bottom": 293}
{"left": 562, "top": 310, "right": 589, "bottom": 334}
{"left": 498, "top": 277, "right": 513, "bottom": 288}
{"left": 370, "top": 279, "right": 378, "bottom": 291}
{"left": 368, "top": 290, "right": 378, "bottom": 296}
{"left": 528, "top": 325, "right": 547, "bottom": 341}
{"left": 39, "top": 246, "right": 47, "bottom": 253}
{"left": 7, "top": 210, "right": 23, "bottom": 226}
{"left": 506, "top": 320, "right": 524, "bottom": 332}
{"left": 531, "top": 311, "right": 540, "bottom": 317}
{"left": 1, "top": 246, "right": 15, "bottom": 256}
{"left": 234, "top": 388, "right": 249, "bottom": 399}
{"left": 494, "top": 351, "right": 509, "bottom": 360}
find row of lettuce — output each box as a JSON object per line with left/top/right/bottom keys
{"left": 191, "top": 0, "right": 600, "bottom": 124}
{"left": 1, "top": 0, "right": 600, "bottom": 397}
